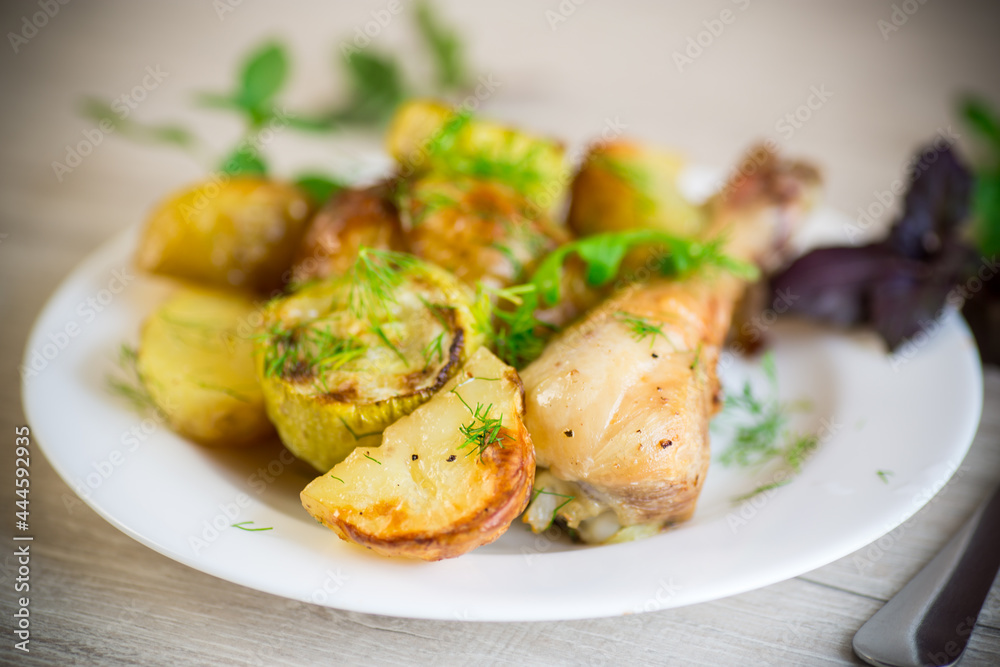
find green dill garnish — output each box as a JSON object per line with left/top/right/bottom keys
{"left": 717, "top": 352, "right": 821, "bottom": 501}
{"left": 106, "top": 343, "right": 158, "bottom": 414}
{"left": 363, "top": 452, "right": 382, "bottom": 465}
{"left": 531, "top": 488, "right": 576, "bottom": 524}
{"left": 338, "top": 417, "right": 382, "bottom": 441}
{"left": 689, "top": 343, "right": 703, "bottom": 371}
{"left": 475, "top": 283, "right": 554, "bottom": 369}
{"left": 231, "top": 521, "right": 273, "bottom": 532}
{"left": 451, "top": 388, "right": 512, "bottom": 460}
{"left": 329, "top": 475, "right": 346, "bottom": 484}
{"left": 347, "top": 248, "right": 419, "bottom": 321}
{"left": 877, "top": 469, "right": 893, "bottom": 484}
{"left": 614, "top": 311, "right": 666, "bottom": 347}
{"left": 371, "top": 323, "right": 408, "bottom": 367}
{"left": 258, "top": 324, "right": 366, "bottom": 379}
{"left": 422, "top": 331, "right": 447, "bottom": 367}
{"left": 732, "top": 479, "right": 790, "bottom": 502}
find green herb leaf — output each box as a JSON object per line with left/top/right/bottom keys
{"left": 415, "top": 0, "right": 466, "bottom": 90}
{"left": 530, "top": 229, "right": 757, "bottom": 307}
{"left": 231, "top": 521, "right": 273, "bottom": 532}
{"left": 336, "top": 51, "right": 407, "bottom": 124}
{"left": 219, "top": 145, "right": 268, "bottom": 176}
{"left": 238, "top": 42, "right": 289, "bottom": 115}
{"left": 961, "top": 96, "right": 1000, "bottom": 257}
{"left": 716, "top": 352, "right": 821, "bottom": 501}
{"left": 294, "top": 173, "right": 344, "bottom": 205}
{"left": 963, "top": 96, "right": 1000, "bottom": 156}
{"left": 105, "top": 343, "right": 159, "bottom": 414}
{"left": 81, "top": 98, "right": 198, "bottom": 149}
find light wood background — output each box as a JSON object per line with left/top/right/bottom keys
{"left": 2, "top": 1, "right": 1000, "bottom": 664}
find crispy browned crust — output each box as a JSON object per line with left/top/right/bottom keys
{"left": 304, "top": 365, "right": 536, "bottom": 561}
{"left": 292, "top": 183, "right": 408, "bottom": 282}
{"left": 327, "top": 419, "right": 534, "bottom": 561}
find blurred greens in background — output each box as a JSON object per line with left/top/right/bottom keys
{"left": 80, "top": 0, "right": 468, "bottom": 202}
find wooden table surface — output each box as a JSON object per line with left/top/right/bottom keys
{"left": 2, "top": 1, "right": 1000, "bottom": 664}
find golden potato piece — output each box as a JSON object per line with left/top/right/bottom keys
{"left": 386, "top": 99, "right": 569, "bottom": 216}
{"left": 401, "top": 174, "right": 568, "bottom": 289}
{"left": 291, "top": 183, "right": 407, "bottom": 283}
{"left": 255, "top": 253, "right": 486, "bottom": 472}
{"left": 567, "top": 141, "right": 705, "bottom": 238}
{"left": 137, "top": 287, "right": 274, "bottom": 447}
{"left": 301, "top": 347, "right": 535, "bottom": 560}
{"left": 135, "top": 177, "right": 314, "bottom": 293}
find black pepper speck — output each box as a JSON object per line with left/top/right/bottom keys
{"left": 447, "top": 454, "right": 456, "bottom": 462}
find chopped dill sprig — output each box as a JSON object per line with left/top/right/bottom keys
{"left": 346, "top": 247, "right": 419, "bottom": 321}
{"left": 329, "top": 475, "right": 346, "bottom": 484}
{"left": 231, "top": 521, "right": 273, "bottom": 532}
{"left": 732, "top": 479, "right": 790, "bottom": 503}
{"left": 717, "top": 352, "right": 821, "bottom": 502}
{"left": 371, "top": 323, "right": 408, "bottom": 367}
{"left": 614, "top": 311, "right": 666, "bottom": 348}
{"left": 363, "top": 452, "right": 382, "bottom": 465}
{"left": 531, "top": 487, "right": 576, "bottom": 524}
{"left": 422, "top": 331, "right": 446, "bottom": 367}
{"left": 877, "top": 469, "right": 893, "bottom": 484}
{"left": 258, "top": 324, "right": 366, "bottom": 379}
{"left": 338, "top": 417, "right": 382, "bottom": 441}
{"left": 106, "top": 343, "right": 158, "bottom": 414}
{"left": 451, "top": 388, "right": 512, "bottom": 460}
{"left": 475, "top": 282, "right": 555, "bottom": 369}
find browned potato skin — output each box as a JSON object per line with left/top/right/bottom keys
{"left": 301, "top": 349, "right": 534, "bottom": 560}
{"left": 291, "top": 183, "right": 408, "bottom": 283}
{"left": 135, "top": 177, "right": 314, "bottom": 294}
{"left": 330, "top": 414, "right": 533, "bottom": 561}
{"left": 402, "top": 175, "right": 569, "bottom": 290}
{"left": 567, "top": 141, "right": 703, "bottom": 239}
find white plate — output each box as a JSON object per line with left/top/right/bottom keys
{"left": 23, "top": 210, "right": 983, "bottom": 621}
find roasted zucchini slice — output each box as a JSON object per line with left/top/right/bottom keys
{"left": 386, "top": 99, "right": 569, "bottom": 216}
{"left": 567, "top": 141, "right": 705, "bottom": 239}
{"left": 399, "top": 174, "right": 568, "bottom": 289}
{"left": 135, "top": 177, "right": 314, "bottom": 294}
{"left": 301, "top": 347, "right": 534, "bottom": 560}
{"left": 254, "top": 251, "right": 485, "bottom": 472}
{"left": 136, "top": 287, "right": 274, "bottom": 447}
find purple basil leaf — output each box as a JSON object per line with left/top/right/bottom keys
{"left": 887, "top": 143, "right": 972, "bottom": 260}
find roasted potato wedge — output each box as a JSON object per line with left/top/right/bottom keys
{"left": 291, "top": 183, "right": 408, "bottom": 283}
{"left": 400, "top": 174, "right": 568, "bottom": 289}
{"left": 255, "top": 253, "right": 486, "bottom": 472}
{"left": 386, "top": 99, "right": 569, "bottom": 216}
{"left": 136, "top": 287, "right": 274, "bottom": 447}
{"left": 301, "top": 347, "right": 534, "bottom": 560}
{"left": 567, "top": 141, "right": 705, "bottom": 239}
{"left": 135, "top": 177, "right": 314, "bottom": 293}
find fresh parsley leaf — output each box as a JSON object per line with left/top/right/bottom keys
{"left": 335, "top": 51, "right": 407, "bottom": 124}
{"left": 238, "top": 42, "right": 289, "bottom": 114}
{"left": 294, "top": 173, "right": 344, "bottom": 205}
{"left": 219, "top": 145, "right": 268, "bottom": 176}
{"left": 530, "top": 229, "right": 757, "bottom": 306}
{"left": 415, "top": 0, "right": 466, "bottom": 90}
